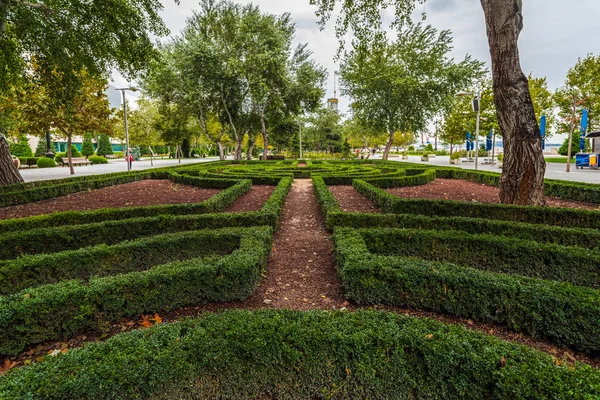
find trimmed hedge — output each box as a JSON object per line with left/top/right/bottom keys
{"left": 334, "top": 228, "right": 600, "bottom": 353}
{"left": 0, "top": 230, "right": 240, "bottom": 295}
{"left": 0, "top": 177, "right": 251, "bottom": 234}
{"left": 0, "top": 178, "right": 291, "bottom": 259}
{"left": 0, "top": 227, "right": 273, "bottom": 355}
{"left": 353, "top": 179, "right": 600, "bottom": 229}
{"left": 360, "top": 228, "right": 600, "bottom": 288}
{"left": 323, "top": 211, "right": 600, "bottom": 249}
{"left": 362, "top": 168, "right": 436, "bottom": 188}
{"left": 1, "top": 310, "right": 599, "bottom": 399}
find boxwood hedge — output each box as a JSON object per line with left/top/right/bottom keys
{"left": 334, "top": 228, "right": 600, "bottom": 354}
{"left": 1, "top": 310, "right": 598, "bottom": 399}
{"left": 0, "top": 227, "right": 273, "bottom": 355}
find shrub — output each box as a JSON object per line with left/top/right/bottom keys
{"left": 334, "top": 228, "right": 600, "bottom": 354}
{"left": 34, "top": 138, "right": 48, "bottom": 157}
{"left": 88, "top": 155, "right": 108, "bottom": 164}
{"left": 81, "top": 133, "right": 95, "bottom": 157}
{"left": 96, "top": 133, "right": 114, "bottom": 156}
{"left": 9, "top": 135, "right": 33, "bottom": 157}
{"left": 36, "top": 157, "right": 56, "bottom": 168}
{"left": 1, "top": 310, "right": 599, "bottom": 399}
{"left": 0, "top": 227, "right": 273, "bottom": 355}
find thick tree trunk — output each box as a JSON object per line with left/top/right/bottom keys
{"left": 247, "top": 135, "right": 256, "bottom": 160}
{"left": 234, "top": 135, "right": 244, "bottom": 161}
{"left": 67, "top": 135, "right": 75, "bottom": 175}
{"left": 481, "top": 0, "right": 546, "bottom": 205}
{"left": 382, "top": 131, "right": 394, "bottom": 160}
{"left": 217, "top": 140, "right": 225, "bottom": 160}
{"left": 0, "top": 134, "right": 24, "bottom": 186}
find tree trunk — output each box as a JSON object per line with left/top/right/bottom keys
{"left": 0, "top": 134, "right": 24, "bottom": 186}
{"left": 67, "top": 135, "right": 75, "bottom": 175}
{"left": 566, "top": 95, "right": 576, "bottom": 173}
{"left": 382, "top": 131, "right": 394, "bottom": 160}
{"left": 481, "top": 0, "right": 546, "bottom": 205}
{"left": 234, "top": 135, "right": 244, "bottom": 161}
{"left": 450, "top": 143, "right": 453, "bottom": 156}
{"left": 217, "top": 140, "right": 225, "bottom": 160}
{"left": 247, "top": 135, "right": 256, "bottom": 160}
{"left": 260, "top": 114, "right": 268, "bottom": 161}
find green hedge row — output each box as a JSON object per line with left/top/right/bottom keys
{"left": 0, "top": 230, "right": 240, "bottom": 295}
{"left": 0, "top": 227, "right": 273, "bottom": 355}
{"left": 360, "top": 228, "right": 600, "bottom": 288}
{"left": 0, "top": 177, "right": 291, "bottom": 259}
{"left": 362, "top": 168, "right": 436, "bottom": 188}
{"left": 0, "top": 177, "right": 251, "bottom": 234}
{"left": 1, "top": 310, "right": 599, "bottom": 399}
{"left": 334, "top": 228, "right": 600, "bottom": 354}
{"left": 353, "top": 179, "right": 600, "bottom": 229}
{"left": 0, "top": 171, "right": 168, "bottom": 207}
{"left": 324, "top": 211, "right": 600, "bottom": 249}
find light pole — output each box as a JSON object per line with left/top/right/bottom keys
{"left": 116, "top": 87, "right": 138, "bottom": 171}
{"left": 298, "top": 120, "right": 303, "bottom": 160}
{"left": 457, "top": 89, "right": 481, "bottom": 170}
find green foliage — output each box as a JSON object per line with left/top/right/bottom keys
{"left": 88, "top": 155, "right": 107, "bottom": 164}
{"left": 34, "top": 138, "right": 48, "bottom": 157}
{"left": 96, "top": 133, "right": 113, "bottom": 156}
{"left": 0, "top": 228, "right": 273, "bottom": 355}
{"left": 181, "top": 137, "right": 191, "bottom": 158}
{"left": 9, "top": 135, "right": 33, "bottom": 157}
{"left": 81, "top": 133, "right": 95, "bottom": 157}
{"left": 1, "top": 310, "right": 599, "bottom": 399}
{"left": 36, "top": 157, "right": 56, "bottom": 168}
{"left": 558, "top": 132, "right": 584, "bottom": 156}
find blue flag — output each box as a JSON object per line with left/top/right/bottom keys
{"left": 540, "top": 114, "right": 546, "bottom": 150}
{"left": 485, "top": 132, "right": 492, "bottom": 151}
{"left": 581, "top": 109, "right": 589, "bottom": 134}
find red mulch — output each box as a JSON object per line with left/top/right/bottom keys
{"left": 225, "top": 185, "right": 275, "bottom": 212}
{"left": 386, "top": 179, "right": 600, "bottom": 210}
{"left": 0, "top": 180, "right": 222, "bottom": 220}
{"left": 329, "top": 186, "right": 382, "bottom": 213}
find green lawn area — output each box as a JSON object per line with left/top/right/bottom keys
{"left": 545, "top": 157, "right": 575, "bottom": 163}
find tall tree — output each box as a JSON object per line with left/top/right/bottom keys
{"left": 340, "top": 24, "right": 483, "bottom": 160}
{"left": 311, "top": 0, "right": 548, "bottom": 205}
{"left": 0, "top": 0, "right": 173, "bottom": 185}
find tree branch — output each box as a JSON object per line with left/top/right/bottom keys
{"left": 12, "top": 0, "right": 58, "bottom": 14}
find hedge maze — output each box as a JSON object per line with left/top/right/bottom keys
{"left": 1, "top": 160, "right": 600, "bottom": 398}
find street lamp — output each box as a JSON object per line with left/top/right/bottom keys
{"left": 298, "top": 120, "right": 303, "bottom": 160}
{"left": 456, "top": 89, "right": 481, "bottom": 170}
{"left": 115, "top": 87, "right": 138, "bottom": 171}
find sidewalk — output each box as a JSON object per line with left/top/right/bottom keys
{"left": 19, "top": 158, "right": 219, "bottom": 182}
{"left": 385, "top": 155, "right": 600, "bottom": 184}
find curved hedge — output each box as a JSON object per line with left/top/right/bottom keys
{"left": 1, "top": 310, "right": 598, "bottom": 399}
{"left": 334, "top": 228, "right": 600, "bottom": 353}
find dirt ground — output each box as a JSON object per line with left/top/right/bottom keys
{"left": 0, "top": 180, "right": 222, "bottom": 220}
{"left": 329, "top": 185, "right": 382, "bottom": 213}
{"left": 225, "top": 186, "right": 275, "bottom": 212}
{"left": 386, "top": 179, "right": 600, "bottom": 210}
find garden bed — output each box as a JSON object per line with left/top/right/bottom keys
{"left": 225, "top": 185, "right": 275, "bottom": 212}
{"left": 386, "top": 179, "right": 600, "bottom": 210}
{"left": 329, "top": 185, "right": 382, "bottom": 213}
{"left": 0, "top": 180, "right": 222, "bottom": 220}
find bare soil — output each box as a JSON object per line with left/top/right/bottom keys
{"left": 0, "top": 180, "right": 222, "bottom": 220}
{"left": 225, "top": 185, "right": 275, "bottom": 212}
{"left": 386, "top": 179, "right": 600, "bottom": 210}
{"left": 329, "top": 185, "right": 382, "bottom": 213}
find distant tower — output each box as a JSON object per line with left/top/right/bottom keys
{"left": 327, "top": 71, "right": 339, "bottom": 112}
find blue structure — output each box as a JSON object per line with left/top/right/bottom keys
{"left": 485, "top": 132, "right": 493, "bottom": 151}
{"left": 540, "top": 114, "right": 547, "bottom": 150}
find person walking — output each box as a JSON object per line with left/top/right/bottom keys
{"left": 127, "top": 147, "right": 133, "bottom": 170}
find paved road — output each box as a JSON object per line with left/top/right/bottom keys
{"left": 386, "top": 155, "right": 600, "bottom": 184}
{"left": 19, "top": 158, "right": 219, "bottom": 182}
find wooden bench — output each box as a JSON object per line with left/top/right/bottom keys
{"left": 266, "top": 155, "right": 285, "bottom": 160}
{"left": 60, "top": 157, "right": 91, "bottom": 167}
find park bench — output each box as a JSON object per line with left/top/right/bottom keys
{"left": 60, "top": 157, "right": 91, "bottom": 167}
{"left": 105, "top": 155, "right": 118, "bottom": 160}
{"left": 267, "top": 155, "right": 285, "bottom": 160}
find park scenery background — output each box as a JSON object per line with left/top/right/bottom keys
{"left": 0, "top": 160, "right": 599, "bottom": 398}
{"left": 3, "top": 0, "right": 600, "bottom": 397}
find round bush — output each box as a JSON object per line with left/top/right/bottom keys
{"left": 37, "top": 158, "right": 56, "bottom": 168}
{"left": 88, "top": 156, "right": 108, "bottom": 164}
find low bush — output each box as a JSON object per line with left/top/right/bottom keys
{"left": 0, "top": 227, "right": 273, "bottom": 355}
{"left": 363, "top": 168, "right": 436, "bottom": 188}
{"left": 36, "top": 157, "right": 56, "bottom": 168}
{"left": 353, "top": 179, "right": 600, "bottom": 229}
{"left": 359, "top": 228, "right": 600, "bottom": 288}
{"left": 1, "top": 310, "right": 599, "bottom": 399}
{"left": 334, "top": 228, "right": 600, "bottom": 354}
{"left": 88, "top": 155, "right": 108, "bottom": 164}
{"left": 0, "top": 230, "right": 240, "bottom": 295}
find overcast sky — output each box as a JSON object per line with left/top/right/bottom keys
{"left": 111, "top": 0, "right": 600, "bottom": 126}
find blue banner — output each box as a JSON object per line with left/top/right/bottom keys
{"left": 466, "top": 132, "right": 471, "bottom": 151}
{"left": 485, "top": 132, "right": 492, "bottom": 151}
{"left": 540, "top": 114, "right": 546, "bottom": 150}
{"left": 581, "top": 109, "right": 589, "bottom": 134}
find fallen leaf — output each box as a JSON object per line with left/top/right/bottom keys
{"left": 153, "top": 313, "right": 162, "bottom": 324}
{"left": 0, "top": 360, "right": 17, "bottom": 375}
{"left": 48, "top": 349, "right": 61, "bottom": 357}
{"left": 425, "top": 334, "right": 433, "bottom": 339}
{"left": 140, "top": 315, "right": 153, "bottom": 328}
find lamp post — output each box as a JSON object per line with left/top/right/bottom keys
{"left": 116, "top": 87, "right": 138, "bottom": 171}
{"left": 298, "top": 120, "right": 303, "bottom": 160}
{"left": 45, "top": 131, "right": 54, "bottom": 159}
{"left": 457, "top": 89, "right": 481, "bottom": 170}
